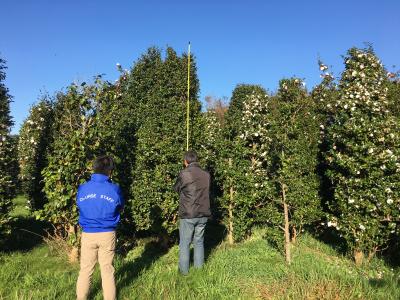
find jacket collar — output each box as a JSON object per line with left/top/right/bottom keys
{"left": 186, "top": 162, "right": 200, "bottom": 168}
{"left": 91, "top": 173, "right": 110, "bottom": 182}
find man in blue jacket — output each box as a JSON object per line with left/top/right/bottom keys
{"left": 76, "top": 155, "right": 123, "bottom": 300}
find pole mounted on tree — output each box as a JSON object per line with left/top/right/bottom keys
{"left": 186, "top": 42, "right": 191, "bottom": 151}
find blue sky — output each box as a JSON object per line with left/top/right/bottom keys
{"left": 2, "top": 0, "right": 400, "bottom": 134}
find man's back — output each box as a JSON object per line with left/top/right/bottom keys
{"left": 76, "top": 156, "right": 121, "bottom": 300}
{"left": 175, "top": 162, "right": 211, "bottom": 219}
{"left": 77, "top": 174, "right": 123, "bottom": 233}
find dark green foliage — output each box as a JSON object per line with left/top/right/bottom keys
{"left": 0, "top": 57, "right": 16, "bottom": 236}
{"left": 18, "top": 97, "right": 54, "bottom": 210}
{"left": 129, "top": 47, "right": 202, "bottom": 236}
{"left": 216, "top": 85, "right": 271, "bottom": 242}
{"left": 386, "top": 72, "right": 400, "bottom": 117}
{"left": 38, "top": 80, "right": 114, "bottom": 242}
{"left": 268, "top": 78, "right": 321, "bottom": 236}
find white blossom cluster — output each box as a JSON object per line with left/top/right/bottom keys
{"left": 18, "top": 102, "right": 52, "bottom": 181}
{"left": 239, "top": 93, "right": 271, "bottom": 188}
{"left": 325, "top": 48, "right": 400, "bottom": 251}
{"left": 338, "top": 49, "right": 388, "bottom": 114}
{"left": 201, "top": 110, "right": 222, "bottom": 162}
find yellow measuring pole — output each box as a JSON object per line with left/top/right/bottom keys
{"left": 186, "top": 42, "right": 191, "bottom": 151}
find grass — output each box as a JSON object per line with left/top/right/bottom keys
{"left": 1, "top": 197, "right": 400, "bottom": 299}
{"left": 9, "top": 195, "right": 30, "bottom": 218}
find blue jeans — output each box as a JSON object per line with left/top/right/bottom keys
{"left": 179, "top": 217, "right": 208, "bottom": 275}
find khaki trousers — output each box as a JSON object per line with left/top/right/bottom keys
{"left": 76, "top": 231, "right": 116, "bottom": 300}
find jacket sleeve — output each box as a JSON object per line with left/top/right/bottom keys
{"left": 174, "top": 171, "right": 185, "bottom": 192}
{"left": 117, "top": 185, "right": 124, "bottom": 210}
{"left": 76, "top": 185, "right": 82, "bottom": 209}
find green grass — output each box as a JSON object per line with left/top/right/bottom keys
{"left": 1, "top": 198, "right": 400, "bottom": 299}
{"left": 10, "top": 195, "right": 30, "bottom": 218}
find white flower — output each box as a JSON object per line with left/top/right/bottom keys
{"left": 385, "top": 187, "right": 392, "bottom": 193}
{"left": 319, "top": 64, "right": 328, "bottom": 71}
{"left": 385, "top": 149, "right": 393, "bottom": 156}
{"left": 348, "top": 198, "right": 355, "bottom": 204}
{"left": 327, "top": 221, "right": 337, "bottom": 228}
{"left": 387, "top": 199, "right": 393, "bottom": 204}
{"left": 352, "top": 70, "right": 358, "bottom": 77}
{"left": 368, "top": 148, "right": 374, "bottom": 154}
{"left": 359, "top": 224, "right": 366, "bottom": 231}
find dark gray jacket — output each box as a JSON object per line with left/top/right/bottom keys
{"left": 174, "top": 162, "right": 211, "bottom": 219}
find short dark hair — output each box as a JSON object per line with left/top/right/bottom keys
{"left": 93, "top": 155, "right": 115, "bottom": 175}
{"left": 184, "top": 150, "right": 198, "bottom": 164}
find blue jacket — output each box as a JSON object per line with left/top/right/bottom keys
{"left": 77, "top": 174, "right": 124, "bottom": 233}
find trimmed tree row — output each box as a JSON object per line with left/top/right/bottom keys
{"left": 4, "top": 46, "right": 400, "bottom": 264}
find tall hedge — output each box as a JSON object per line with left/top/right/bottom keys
{"left": 324, "top": 47, "right": 400, "bottom": 263}
{"left": 129, "top": 47, "right": 202, "bottom": 238}
{"left": 0, "top": 57, "right": 16, "bottom": 236}
{"left": 18, "top": 96, "right": 54, "bottom": 210}
{"left": 216, "top": 85, "right": 270, "bottom": 243}
{"left": 268, "top": 78, "right": 321, "bottom": 242}
{"left": 38, "top": 80, "right": 111, "bottom": 246}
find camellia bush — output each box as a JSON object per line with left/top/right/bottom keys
{"left": 265, "top": 78, "right": 321, "bottom": 263}
{"left": 311, "top": 62, "right": 340, "bottom": 207}
{"left": 216, "top": 84, "right": 270, "bottom": 243}
{"left": 129, "top": 47, "right": 202, "bottom": 241}
{"left": 197, "top": 97, "right": 227, "bottom": 218}
{"left": 18, "top": 96, "right": 54, "bottom": 210}
{"left": 0, "top": 57, "right": 16, "bottom": 237}
{"left": 324, "top": 47, "right": 400, "bottom": 264}
{"left": 38, "top": 79, "right": 118, "bottom": 259}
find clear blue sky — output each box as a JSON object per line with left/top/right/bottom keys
{"left": 2, "top": 0, "right": 399, "bottom": 134}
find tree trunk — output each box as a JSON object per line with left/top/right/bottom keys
{"left": 354, "top": 249, "right": 364, "bottom": 266}
{"left": 367, "top": 247, "right": 378, "bottom": 263}
{"left": 282, "top": 183, "right": 291, "bottom": 265}
{"left": 228, "top": 158, "right": 234, "bottom": 245}
{"left": 228, "top": 200, "right": 234, "bottom": 245}
{"left": 292, "top": 227, "right": 297, "bottom": 245}
{"left": 68, "top": 224, "right": 79, "bottom": 263}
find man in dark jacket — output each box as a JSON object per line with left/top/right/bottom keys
{"left": 174, "top": 150, "right": 211, "bottom": 275}
{"left": 76, "top": 155, "right": 124, "bottom": 300}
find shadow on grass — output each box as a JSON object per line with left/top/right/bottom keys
{"left": 91, "top": 240, "right": 170, "bottom": 299}
{"left": 88, "top": 219, "right": 226, "bottom": 298}
{"left": 369, "top": 278, "right": 387, "bottom": 288}
{"left": 0, "top": 217, "right": 48, "bottom": 252}
{"left": 204, "top": 220, "right": 227, "bottom": 261}
{"left": 369, "top": 277, "right": 400, "bottom": 288}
